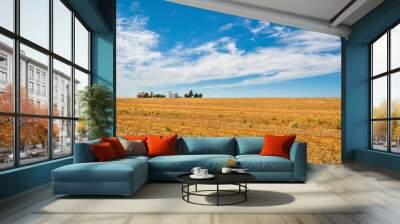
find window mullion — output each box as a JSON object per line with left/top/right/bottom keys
{"left": 88, "top": 31, "right": 91, "bottom": 75}
{"left": 388, "top": 30, "right": 391, "bottom": 153}
{"left": 370, "top": 45, "right": 373, "bottom": 149}
{"left": 13, "top": 0, "right": 21, "bottom": 167}
{"left": 71, "top": 10, "right": 76, "bottom": 154}
{"left": 48, "top": 0, "right": 54, "bottom": 160}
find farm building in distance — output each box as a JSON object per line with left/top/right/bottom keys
{"left": 168, "top": 91, "right": 180, "bottom": 98}
{"left": 137, "top": 92, "right": 149, "bottom": 98}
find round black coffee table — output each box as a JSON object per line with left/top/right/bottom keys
{"left": 177, "top": 173, "right": 255, "bottom": 206}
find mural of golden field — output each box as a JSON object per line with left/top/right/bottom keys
{"left": 116, "top": 98, "right": 341, "bottom": 164}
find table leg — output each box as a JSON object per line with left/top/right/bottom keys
{"left": 195, "top": 184, "right": 198, "bottom": 192}
{"left": 187, "top": 184, "right": 190, "bottom": 202}
{"left": 181, "top": 184, "right": 183, "bottom": 199}
{"left": 245, "top": 183, "right": 247, "bottom": 201}
{"left": 217, "top": 184, "right": 219, "bottom": 206}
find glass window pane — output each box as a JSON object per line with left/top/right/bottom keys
{"left": 20, "top": 117, "right": 49, "bottom": 165}
{"left": 53, "top": 59, "right": 72, "bottom": 117}
{"left": 74, "top": 69, "right": 89, "bottom": 118}
{"left": 391, "top": 120, "right": 400, "bottom": 153}
{"left": 0, "top": 34, "right": 14, "bottom": 112}
{"left": 391, "top": 24, "right": 400, "bottom": 70}
{"left": 372, "top": 33, "right": 387, "bottom": 76}
{"left": 53, "top": 0, "right": 72, "bottom": 60}
{"left": 391, "top": 72, "right": 400, "bottom": 118}
{"left": 0, "top": 116, "right": 14, "bottom": 170}
{"left": 372, "top": 76, "right": 387, "bottom": 119}
{"left": 75, "top": 120, "right": 88, "bottom": 143}
{"left": 0, "top": 0, "right": 14, "bottom": 31}
{"left": 75, "top": 18, "right": 89, "bottom": 70}
{"left": 20, "top": 0, "right": 49, "bottom": 49}
{"left": 53, "top": 119, "right": 72, "bottom": 157}
{"left": 20, "top": 44, "right": 49, "bottom": 115}
{"left": 372, "top": 121, "right": 388, "bottom": 151}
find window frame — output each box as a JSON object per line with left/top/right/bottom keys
{"left": 370, "top": 21, "right": 400, "bottom": 154}
{"left": 0, "top": 53, "right": 7, "bottom": 85}
{"left": 0, "top": 0, "right": 92, "bottom": 171}
{"left": 0, "top": 71, "right": 7, "bottom": 85}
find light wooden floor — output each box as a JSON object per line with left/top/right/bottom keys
{"left": 1, "top": 162, "right": 400, "bottom": 224}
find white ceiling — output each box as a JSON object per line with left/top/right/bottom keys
{"left": 229, "top": 0, "right": 352, "bottom": 22}
{"left": 168, "top": 0, "right": 384, "bottom": 38}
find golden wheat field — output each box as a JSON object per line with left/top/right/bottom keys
{"left": 116, "top": 98, "right": 341, "bottom": 164}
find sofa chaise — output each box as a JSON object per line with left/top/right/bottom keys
{"left": 52, "top": 137, "right": 307, "bottom": 196}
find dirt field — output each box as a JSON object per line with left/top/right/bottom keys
{"left": 117, "top": 98, "right": 341, "bottom": 164}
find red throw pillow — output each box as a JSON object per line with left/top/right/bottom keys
{"left": 101, "top": 137, "right": 127, "bottom": 158}
{"left": 146, "top": 135, "right": 177, "bottom": 157}
{"left": 91, "top": 142, "right": 117, "bottom": 162}
{"left": 260, "top": 134, "right": 296, "bottom": 159}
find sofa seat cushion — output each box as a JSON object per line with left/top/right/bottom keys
{"left": 149, "top": 154, "right": 235, "bottom": 172}
{"left": 117, "top": 155, "right": 150, "bottom": 162}
{"left": 53, "top": 159, "right": 147, "bottom": 183}
{"left": 236, "top": 155, "right": 293, "bottom": 172}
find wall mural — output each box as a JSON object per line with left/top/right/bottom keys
{"left": 116, "top": 0, "right": 341, "bottom": 163}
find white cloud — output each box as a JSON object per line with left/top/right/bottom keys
{"left": 129, "top": 1, "right": 141, "bottom": 13}
{"left": 281, "top": 30, "right": 340, "bottom": 53}
{"left": 117, "top": 16, "right": 161, "bottom": 76}
{"left": 219, "top": 23, "right": 235, "bottom": 32}
{"left": 117, "top": 16, "right": 340, "bottom": 96}
{"left": 247, "top": 21, "right": 270, "bottom": 34}
{"left": 219, "top": 20, "right": 271, "bottom": 35}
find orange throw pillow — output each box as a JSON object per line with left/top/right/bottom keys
{"left": 101, "top": 137, "right": 127, "bottom": 158}
{"left": 91, "top": 142, "right": 117, "bottom": 162}
{"left": 146, "top": 135, "right": 177, "bottom": 157}
{"left": 260, "top": 134, "right": 296, "bottom": 159}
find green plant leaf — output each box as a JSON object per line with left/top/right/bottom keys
{"left": 79, "top": 84, "right": 113, "bottom": 140}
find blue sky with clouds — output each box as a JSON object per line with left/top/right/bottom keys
{"left": 117, "top": 0, "right": 341, "bottom": 98}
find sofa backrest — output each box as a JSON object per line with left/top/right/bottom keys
{"left": 235, "top": 137, "right": 264, "bottom": 155}
{"left": 178, "top": 137, "right": 236, "bottom": 155}
{"left": 73, "top": 139, "right": 100, "bottom": 163}
{"left": 75, "top": 136, "right": 301, "bottom": 160}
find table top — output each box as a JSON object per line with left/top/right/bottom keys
{"left": 177, "top": 172, "right": 255, "bottom": 185}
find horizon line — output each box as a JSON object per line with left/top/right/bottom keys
{"left": 116, "top": 96, "right": 342, "bottom": 99}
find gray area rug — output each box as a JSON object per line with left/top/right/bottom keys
{"left": 37, "top": 183, "right": 362, "bottom": 214}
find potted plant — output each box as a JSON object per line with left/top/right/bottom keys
{"left": 79, "top": 84, "right": 113, "bottom": 140}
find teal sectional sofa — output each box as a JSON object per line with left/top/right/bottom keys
{"left": 52, "top": 137, "right": 307, "bottom": 196}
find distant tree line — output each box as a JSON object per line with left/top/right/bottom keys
{"left": 149, "top": 92, "right": 166, "bottom": 98}
{"left": 184, "top": 90, "right": 203, "bottom": 98}
{"left": 137, "top": 92, "right": 166, "bottom": 98}
{"left": 137, "top": 90, "right": 203, "bottom": 98}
